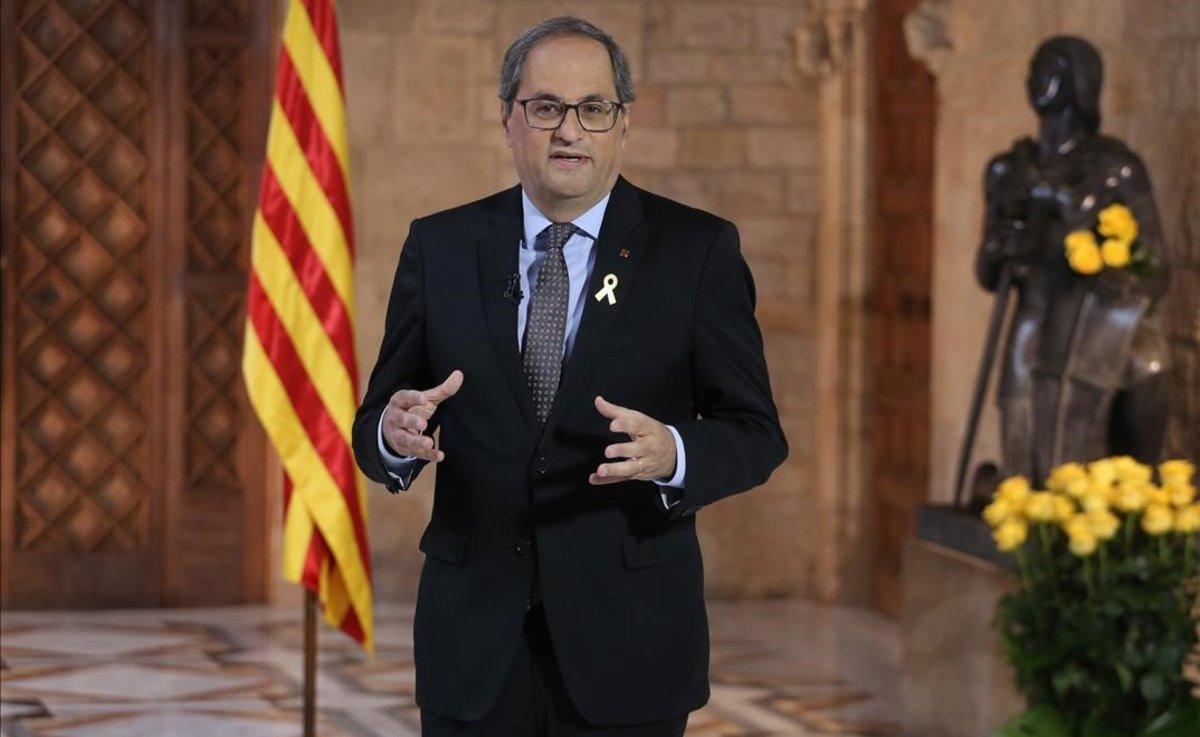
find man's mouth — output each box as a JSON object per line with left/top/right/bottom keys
{"left": 549, "top": 152, "right": 589, "bottom": 168}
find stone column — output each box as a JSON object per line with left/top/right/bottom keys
{"left": 796, "top": 0, "right": 875, "bottom": 603}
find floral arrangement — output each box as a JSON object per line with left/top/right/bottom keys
{"left": 982, "top": 456, "right": 1200, "bottom": 736}
{"left": 1063, "top": 202, "right": 1157, "bottom": 277}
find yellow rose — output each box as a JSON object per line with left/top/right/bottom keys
{"left": 993, "top": 519, "right": 1028, "bottom": 552}
{"left": 982, "top": 498, "right": 1015, "bottom": 528}
{"left": 1100, "top": 238, "right": 1131, "bottom": 268}
{"left": 1114, "top": 481, "right": 1149, "bottom": 513}
{"left": 1065, "top": 519, "right": 1099, "bottom": 556}
{"left": 1063, "top": 513, "right": 1091, "bottom": 538}
{"left": 1147, "top": 485, "right": 1170, "bottom": 507}
{"left": 1166, "top": 482, "right": 1196, "bottom": 508}
{"left": 1141, "top": 504, "right": 1174, "bottom": 536}
{"left": 1089, "top": 458, "right": 1118, "bottom": 488}
{"left": 1086, "top": 508, "right": 1120, "bottom": 540}
{"left": 1064, "top": 228, "right": 1098, "bottom": 254}
{"left": 1066, "top": 239, "right": 1104, "bottom": 274}
{"left": 996, "top": 476, "right": 1032, "bottom": 505}
{"left": 1159, "top": 459, "right": 1195, "bottom": 486}
{"left": 1113, "top": 456, "right": 1152, "bottom": 484}
{"left": 1047, "top": 462, "right": 1091, "bottom": 498}
{"left": 1080, "top": 491, "right": 1111, "bottom": 513}
{"left": 1097, "top": 203, "right": 1138, "bottom": 243}
{"left": 1024, "top": 491, "right": 1058, "bottom": 522}
{"left": 1066, "top": 478, "right": 1092, "bottom": 499}
{"left": 1176, "top": 504, "right": 1200, "bottom": 534}
{"left": 1051, "top": 494, "right": 1076, "bottom": 523}
{"left": 1069, "top": 533, "right": 1098, "bottom": 556}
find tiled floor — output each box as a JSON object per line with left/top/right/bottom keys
{"left": 1, "top": 599, "right": 901, "bottom": 736}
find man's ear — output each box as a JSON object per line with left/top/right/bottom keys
{"left": 501, "top": 103, "right": 513, "bottom": 147}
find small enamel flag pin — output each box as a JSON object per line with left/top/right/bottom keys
{"left": 594, "top": 273, "right": 618, "bottom": 305}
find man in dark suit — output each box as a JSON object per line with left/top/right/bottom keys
{"left": 352, "top": 16, "right": 787, "bottom": 737}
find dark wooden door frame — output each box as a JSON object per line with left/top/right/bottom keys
{"left": 867, "top": 0, "right": 936, "bottom": 618}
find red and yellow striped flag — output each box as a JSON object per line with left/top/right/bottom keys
{"left": 242, "top": 0, "right": 372, "bottom": 651}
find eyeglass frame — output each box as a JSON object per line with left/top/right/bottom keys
{"left": 513, "top": 96, "right": 627, "bottom": 132}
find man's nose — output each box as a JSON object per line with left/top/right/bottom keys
{"left": 553, "top": 108, "right": 584, "bottom": 143}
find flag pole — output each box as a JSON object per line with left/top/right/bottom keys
{"left": 244, "top": 3, "right": 373, "bottom": 731}
{"left": 304, "top": 588, "right": 317, "bottom": 737}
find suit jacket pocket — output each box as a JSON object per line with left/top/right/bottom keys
{"left": 622, "top": 527, "right": 697, "bottom": 569}
{"left": 419, "top": 523, "right": 467, "bottom": 564}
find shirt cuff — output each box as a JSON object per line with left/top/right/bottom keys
{"left": 657, "top": 427, "right": 686, "bottom": 492}
{"left": 378, "top": 406, "right": 422, "bottom": 488}
{"left": 653, "top": 424, "right": 686, "bottom": 507}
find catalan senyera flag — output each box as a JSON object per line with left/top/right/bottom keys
{"left": 242, "top": 0, "right": 372, "bottom": 651}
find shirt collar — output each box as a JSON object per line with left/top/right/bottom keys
{"left": 520, "top": 187, "right": 611, "bottom": 249}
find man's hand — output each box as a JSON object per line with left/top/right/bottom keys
{"left": 589, "top": 395, "right": 677, "bottom": 485}
{"left": 382, "top": 370, "right": 463, "bottom": 462}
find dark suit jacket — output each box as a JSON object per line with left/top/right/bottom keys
{"left": 352, "top": 174, "right": 787, "bottom": 725}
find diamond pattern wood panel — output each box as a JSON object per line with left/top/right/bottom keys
{"left": 169, "top": 0, "right": 258, "bottom": 605}
{"left": 185, "top": 7, "right": 246, "bottom": 496}
{"left": 10, "top": 0, "right": 152, "bottom": 556}
{"left": 2, "top": 0, "right": 275, "bottom": 607}
{"left": 189, "top": 0, "right": 250, "bottom": 32}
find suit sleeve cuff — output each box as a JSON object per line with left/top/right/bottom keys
{"left": 378, "top": 406, "right": 422, "bottom": 490}
{"left": 653, "top": 424, "right": 686, "bottom": 509}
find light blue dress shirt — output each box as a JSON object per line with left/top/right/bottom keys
{"left": 377, "top": 187, "right": 686, "bottom": 506}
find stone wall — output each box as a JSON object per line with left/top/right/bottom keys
{"left": 916, "top": 0, "right": 1200, "bottom": 503}
{"left": 336, "top": 0, "right": 820, "bottom": 601}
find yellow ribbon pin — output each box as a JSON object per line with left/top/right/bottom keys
{"left": 594, "top": 273, "right": 618, "bottom": 305}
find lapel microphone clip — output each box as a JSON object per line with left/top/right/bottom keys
{"left": 502, "top": 272, "right": 523, "bottom": 305}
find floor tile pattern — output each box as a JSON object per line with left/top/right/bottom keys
{"left": 1, "top": 600, "right": 901, "bottom": 736}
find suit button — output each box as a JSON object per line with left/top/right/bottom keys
{"left": 514, "top": 539, "right": 530, "bottom": 555}
{"left": 535, "top": 457, "right": 548, "bottom": 474}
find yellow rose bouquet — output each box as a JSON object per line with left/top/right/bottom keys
{"left": 1062, "top": 203, "right": 1158, "bottom": 278}
{"left": 983, "top": 457, "right": 1200, "bottom": 736}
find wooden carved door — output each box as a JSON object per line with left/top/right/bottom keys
{"left": 868, "top": 0, "right": 936, "bottom": 617}
{"left": 1, "top": 0, "right": 276, "bottom": 607}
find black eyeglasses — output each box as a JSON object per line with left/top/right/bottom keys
{"left": 515, "top": 97, "right": 625, "bottom": 132}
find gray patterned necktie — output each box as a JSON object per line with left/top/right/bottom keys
{"left": 521, "top": 222, "right": 575, "bottom": 425}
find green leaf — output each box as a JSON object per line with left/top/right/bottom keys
{"left": 1151, "top": 644, "right": 1183, "bottom": 671}
{"left": 1052, "top": 666, "right": 1087, "bottom": 697}
{"left": 1139, "top": 673, "right": 1166, "bottom": 702}
{"left": 1114, "top": 663, "right": 1134, "bottom": 691}
{"left": 994, "top": 706, "right": 1072, "bottom": 737}
{"left": 1140, "top": 704, "right": 1200, "bottom": 737}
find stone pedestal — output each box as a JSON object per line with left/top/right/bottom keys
{"left": 902, "top": 538, "right": 1025, "bottom": 737}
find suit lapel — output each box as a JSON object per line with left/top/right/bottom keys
{"left": 541, "top": 175, "right": 647, "bottom": 437}
{"left": 477, "top": 183, "right": 538, "bottom": 435}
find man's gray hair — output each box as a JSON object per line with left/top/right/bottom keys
{"left": 498, "top": 16, "right": 636, "bottom": 112}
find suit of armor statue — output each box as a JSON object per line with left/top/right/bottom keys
{"left": 974, "top": 36, "right": 1171, "bottom": 487}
